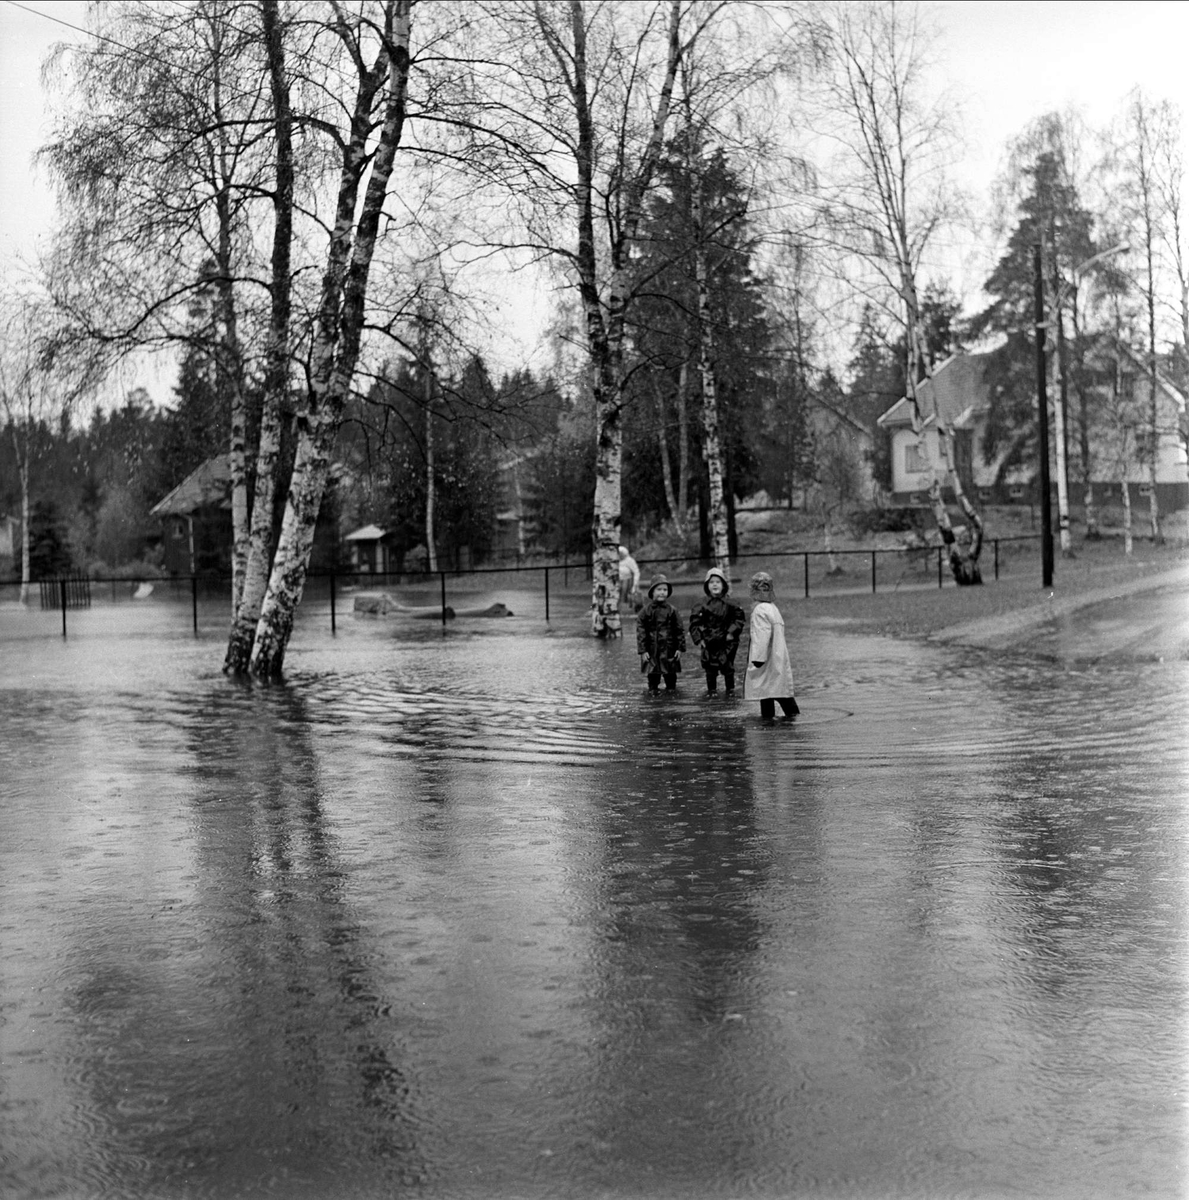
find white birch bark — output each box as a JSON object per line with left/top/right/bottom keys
{"left": 693, "top": 182, "right": 729, "bottom": 570}
{"left": 1052, "top": 351, "right": 1072, "bottom": 555}
{"left": 696, "top": 272, "right": 729, "bottom": 569}
{"left": 209, "top": 23, "right": 250, "bottom": 617}
{"left": 546, "top": 0, "right": 685, "bottom": 637}
{"left": 224, "top": 0, "right": 293, "bottom": 674}
{"left": 831, "top": 1, "right": 983, "bottom": 581}
{"left": 250, "top": 1, "right": 412, "bottom": 676}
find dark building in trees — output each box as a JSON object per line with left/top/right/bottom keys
{"left": 152, "top": 456, "right": 342, "bottom": 577}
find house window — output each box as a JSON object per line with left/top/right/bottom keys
{"left": 1008, "top": 484, "right": 1025, "bottom": 500}
{"left": 905, "top": 444, "right": 929, "bottom": 473}
{"left": 1138, "top": 482, "right": 1153, "bottom": 496}
{"left": 172, "top": 518, "right": 186, "bottom": 538}
{"left": 977, "top": 488, "right": 992, "bottom": 503}
{"left": 1133, "top": 429, "right": 1157, "bottom": 462}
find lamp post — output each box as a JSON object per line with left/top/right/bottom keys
{"left": 1033, "top": 240, "right": 1129, "bottom": 589}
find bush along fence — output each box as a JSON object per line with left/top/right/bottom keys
{"left": 6, "top": 535, "right": 1040, "bottom": 639}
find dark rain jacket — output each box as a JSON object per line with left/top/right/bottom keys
{"left": 636, "top": 599, "right": 686, "bottom": 674}
{"left": 688, "top": 595, "right": 745, "bottom": 669}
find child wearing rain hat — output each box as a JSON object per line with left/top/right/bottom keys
{"left": 636, "top": 574, "right": 686, "bottom": 692}
{"left": 688, "top": 566, "right": 745, "bottom": 698}
{"left": 744, "top": 571, "right": 799, "bottom": 722}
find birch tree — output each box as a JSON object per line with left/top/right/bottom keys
{"left": 223, "top": 0, "right": 295, "bottom": 673}
{"left": 471, "top": 1, "right": 720, "bottom": 635}
{"left": 249, "top": 0, "right": 415, "bottom": 675}
{"left": 42, "top": 0, "right": 270, "bottom": 610}
{"left": 819, "top": 0, "right": 982, "bottom": 583}
{"left": 1125, "top": 93, "right": 1164, "bottom": 542}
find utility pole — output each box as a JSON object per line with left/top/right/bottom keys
{"left": 1034, "top": 242, "right": 1054, "bottom": 589}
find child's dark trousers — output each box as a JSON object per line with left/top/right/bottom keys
{"left": 705, "top": 668, "right": 735, "bottom": 694}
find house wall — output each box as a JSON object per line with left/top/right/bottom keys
{"left": 889, "top": 409, "right": 1188, "bottom": 511}
{"left": 888, "top": 427, "right": 943, "bottom": 498}
{"left": 162, "top": 516, "right": 192, "bottom": 576}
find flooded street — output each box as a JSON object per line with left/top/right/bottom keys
{"left": 1, "top": 594, "right": 1186, "bottom": 1199}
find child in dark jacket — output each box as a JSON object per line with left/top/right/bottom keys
{"left": 636, "top": 574, "right": 686, "bottom": 692}
{"left": 688, "top": 566, "right": 744, "bottom": 697}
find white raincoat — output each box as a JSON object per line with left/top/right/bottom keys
{"left": 744, "top": 601, "right": 796, "bottom": 701}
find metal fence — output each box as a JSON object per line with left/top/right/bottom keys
{"left": 2, "top": 534, "right": 1040, "bottom": 638}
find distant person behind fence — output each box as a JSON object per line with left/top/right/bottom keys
{"left": 617, "top": 545, "right": 641, "bottom": 609}
{"left": 744, "top": 571, "right": 799, "bottom": 723}
{"left": 637, "top": 574, "right": 685, "bottom": 693}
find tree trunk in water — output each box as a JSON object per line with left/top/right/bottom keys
{"left": 557, "top": 0, "right": 682, "bottom": 635}
{"left": 695, "top": 244, "right": 729, "bottom": 570}
{"left": 224, "top": 0, "right": 293, "bottom": 674}
{"left": 249, "top": 0, "right": 412, "bottom": 675}
{"left": 250, "top": 416, "right": 333, "bottom": 675}
{"left": 226, "top": 402, "right": 283, "bottom": 673}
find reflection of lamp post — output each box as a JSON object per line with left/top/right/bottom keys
{"left": 1032, "top": 240, "right": 1128, "bottom": 588}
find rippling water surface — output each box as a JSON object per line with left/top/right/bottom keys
{"left": 1, "top": 597, "right": 1186, "bottom": 1199}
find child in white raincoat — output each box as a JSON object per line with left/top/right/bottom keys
{"left": 743, "top": 571, "right": 800, "bottom": 722}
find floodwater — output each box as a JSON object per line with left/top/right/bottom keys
{"left": 1, "top": 586, "right": 1187, "bottom": 1200}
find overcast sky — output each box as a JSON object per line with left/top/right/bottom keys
{"left": 1, "top": 0, "right": 1186, "bottom": 392}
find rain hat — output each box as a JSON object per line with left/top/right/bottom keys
{"left": 703, "top": 566, "right": 730, "bottom": 595}
{"left": 748, "top": 570, "right": 774, "bottom": 600}
{"left": 647, "top": 573, "right": 672, "bottom": 599}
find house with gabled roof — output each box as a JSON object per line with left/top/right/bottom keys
{"left": 151, "top": 455, "right": 345, "bottom": 577}
{"left": 876, "top": 351, "right": 997, "bottom": 505}
{"left": 877, "top": 347, "right": 1188, "bottom": 511}
{"left": 150, "top": 456, "right": 234, "bottom": 576}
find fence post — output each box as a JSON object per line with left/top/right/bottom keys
{"left": 60, "top": 578, "right": 67, "bottom": 638}
{"left": 871, "top": 550, "right": 877, "bottom": 594}
{"left": 330, "top": 571, "right": 337, "bottom": 635}
{"left": 192, "top": 575, "right": 198, "bottom": 634}
{"left": 994, "top": 539, "right": 999, "bottom": 581}
{"left": 803, "top": 552, "right": 810, "bottom": 599}
{"left": 937, "top": 546, "right": 943, "bottom": 588}
{"left": 440, "top": 571, "right": 447, "bottom": 628}
{"left": 544, "top": 566, "right": 550, "bottom": 622}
